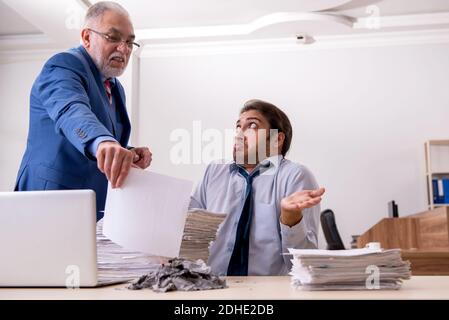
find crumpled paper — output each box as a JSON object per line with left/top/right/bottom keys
{"left": 128, "top": 258, "right": 227, "bottom": 292}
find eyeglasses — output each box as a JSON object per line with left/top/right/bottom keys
{"left": 88, "top": 28, "right": 140, "bottom": 50}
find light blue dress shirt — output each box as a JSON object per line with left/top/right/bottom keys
{"left": 189, "top": 155, "right": 320, "bottom": 276}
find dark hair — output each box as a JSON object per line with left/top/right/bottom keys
{"left": 240, "top": 99, "right": 293, "bottom": 156}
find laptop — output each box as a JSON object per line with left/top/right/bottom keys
{"left": 0, "top": 189, "right": 124, "bottom": 287}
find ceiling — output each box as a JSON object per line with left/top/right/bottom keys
{"left": 1, "top": 0, "right": 449, "bottom": 51}
{"left": 93, "top": 0, "right": 353, "bottom": 29}
{"left": 90, "top": 0, "right": 449, "bottom": 29}
{"left": 0, "top": 1, "right": 42, "bottom": 36}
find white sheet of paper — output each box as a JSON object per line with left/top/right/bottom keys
{"left": 287, "top": 247, "right": 382, "bottom": 257}
{"left": 102, "top": 168, "right": 193, "bottom": 258}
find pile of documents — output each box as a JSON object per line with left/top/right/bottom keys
{"left": 97, "top": 207, "right": 227, "bottom": 284}
{"left": 288, "top": 245, "right": 411, "bottom": 291}
{"left": 97, "top": 220, "right": 165, "bottom": 283}
{"left": 98, "top": 169, "right": 229, "bottom": 286}
{"left": 179, "top": 209, "right": 227, "bottom": 262}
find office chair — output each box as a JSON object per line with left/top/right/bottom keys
{"left": 320, "top": 209, "right": 345, "bottom": 250}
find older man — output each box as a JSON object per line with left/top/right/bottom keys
{"left": 15, "top": 1, "right": 151, "bottom": 220}
{"left": 189, "top": 99, "right": 325, "bottom": 276}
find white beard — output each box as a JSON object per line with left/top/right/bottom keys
{"left": 101, "top": 64, "right": 125, "bottom": 79}
{"left": 90, "top": 49, "right": 126, "bottom": 78}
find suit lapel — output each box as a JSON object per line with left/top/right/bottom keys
{"left": 77, "top": 47, "right": 117, "bottom": 136}
{"left": 75, "top": 46, "right": 130, "bottom": 145}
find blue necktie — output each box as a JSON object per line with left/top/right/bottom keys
{"left": 227, "top": 167, "right": 260, "bottom": 276}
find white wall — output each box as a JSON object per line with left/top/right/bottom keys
{"left": 136, "top": 42, "right": 449, "bottom": 248}
{"left": 0, "top": 57, "right": 47, "bottom": 191}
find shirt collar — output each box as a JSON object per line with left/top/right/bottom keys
{"left": 229, "top": 154, "right": 284, "bottom": 174}
{"left": 103, "top": 77, "right": 116, "bottom": 87}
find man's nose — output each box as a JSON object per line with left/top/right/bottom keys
{"left": 116, "top": 42, "right": 130, "bottom": 54}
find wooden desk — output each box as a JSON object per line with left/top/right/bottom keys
{"left": 1, "top": 276, "right": 448, "bottom": 300}
{"left": 402, "top": 250, "right": 449, "bottom": 275}
{"left": 357, "top": 207, "right": 449, "bottom": 275}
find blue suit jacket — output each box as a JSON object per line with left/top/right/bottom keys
{"left": 15, "top": 46, "right": 131, "bottom": 220}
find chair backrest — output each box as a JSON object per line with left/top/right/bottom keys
{"left": 320, "top": 209, "right": 345, "bottom": 250}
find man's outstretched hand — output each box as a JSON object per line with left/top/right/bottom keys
{"left": 280, "top": 187, "right": 325, "bottom": 227}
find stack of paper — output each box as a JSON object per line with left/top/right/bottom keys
{"left": 179, "top": 209, "right": 227, "bottom": 262}
{"left": 97, "top": 220, "right": 165, "bottom": 283}
{"left": 288, "top": 246, "right": 411, "bottom": 291}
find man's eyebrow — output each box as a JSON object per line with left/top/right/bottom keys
{"left": 108, "top": 27, "right": 136, "bottom": 39}
{"left": 236, "top": 117, "right": 261, "bottom": 125}
{"left": 245, "top": 117, "right": 261, "bottom": 122}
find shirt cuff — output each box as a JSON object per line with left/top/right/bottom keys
{"left": 280, "top": 217, "right": 307, "bottom": 246}
{"left": 87, "top": 136, "right": 117, "bottom": 158}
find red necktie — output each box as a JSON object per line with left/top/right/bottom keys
{"left": 104, "top": 79, "right": 112, "bottom": 104}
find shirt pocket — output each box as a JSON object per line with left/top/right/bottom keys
{"left": 250, "top": 202, "right": 281, "bottom": 250}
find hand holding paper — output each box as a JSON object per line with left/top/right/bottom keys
{"left": 103, "top": 168, "right": 193, "bottom": 258}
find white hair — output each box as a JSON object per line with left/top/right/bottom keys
{"left": 84, "top": 1, "right": 129, "bottom": 27}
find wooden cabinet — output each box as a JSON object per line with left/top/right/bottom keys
{"left": 357, "top": 207, "right": 449, "bottom": 275}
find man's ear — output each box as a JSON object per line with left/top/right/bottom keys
{"left": 277, "top": 132, "right": 285, "bottom": 154}
{"left": 81, "top": 28, "right": 91, "bottom": 48}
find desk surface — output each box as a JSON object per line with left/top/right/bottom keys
{"left": 1, "top": 276, "right": 449, "bottom": 300}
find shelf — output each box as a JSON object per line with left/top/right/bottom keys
{"left": 431, "top": 204, "right": 449, "bottom": 208}
{"left": 425, "top": 140, "right": 449, "bottom": 209}
{"left": 427, "top": 140, "right": 449, "bottom": 146}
